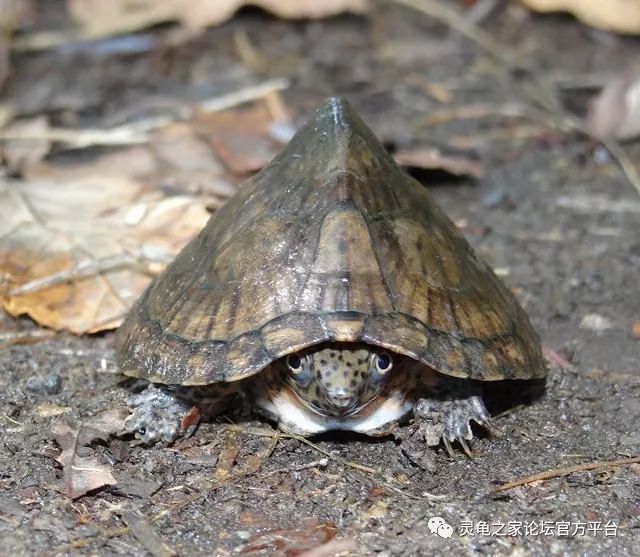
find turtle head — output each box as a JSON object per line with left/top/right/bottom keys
{"left": 283, "top": 345, "right": 393, "bottom": 416}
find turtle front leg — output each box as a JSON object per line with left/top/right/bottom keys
{"left": 413, "top": 377, "right": 491, "bottom": 457}
{"left": 124, "top": 384, "right": 235, "bottom": 444}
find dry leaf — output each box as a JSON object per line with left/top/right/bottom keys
{"left": 0, "top": 175, "right": 209, "bottom": 333}
{"left": 587, "top": 70, "right": 640, "bottom": 141}
{"left": 241, "top": 519, "right": 339, "bottom": 556}
{"left": 0, "top": 100, "right": 287, "bottom": 333}
{"left": 149, "top": 121, "right": 238, "bottom": 196}
{"left": 522, "top": 0, "right": 640, "bottom": 34}
{"left": 52, "top": 409, "right": 126, "bottom": 498}
{"left": 394, "top": 146, "right": 485, "bottom": 178}
{"left": 195, "top": 103, "right": 286, "bottom": 177}
{"left": 67, "top": 0, "right": 369, "bottom": 38}
{"left": 25, "top": 145, "right": 157, "bottom": 182}
{"left": 298, "top": 538, "right": 359, "bottom": 557}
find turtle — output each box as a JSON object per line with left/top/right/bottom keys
{"left": 116, "top": 97, "right": 546, "bottom": 452}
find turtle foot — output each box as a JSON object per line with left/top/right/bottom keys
{"left": 124, "top": 386, "right": 200, "bottom": 444}
{"left": 414, "top": 394, "right": 491, "bottom": 457}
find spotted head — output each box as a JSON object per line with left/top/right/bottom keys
{"left": 281, "top": 344, "right": 394, "bottom": 416}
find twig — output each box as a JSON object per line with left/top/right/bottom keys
{"left": 421, "top": 102, "right": 553, "bottom": 127}
{"left": 198, "top": 78, "right": 289, "bottom": 113}
{"left": 493, "top": 455, "right": 640, "bottom": 493}
{"left": 0, "top": 328, "right": 57, "bottom": 348}
{"left": 1, "top": 415, "right": 22, "bottom": 426}
{"left": 259, "top": 457, "right": 329, "bottom": 478}
{"left": 6, "top": 253, "right": 145, "bottom": 296}
{"left": 227, "top": 424, "right": 444, "bottom": 500}
{"left": 226, "top": 424, "right": 377, "bottom": 475}
{"left": 0, "top": 78, "right": 290, "bottom": 149}
{"left": 555, "top": 194, "right": 640, "bottom": 214}
{"left": 0, "top": 126, "right": 147, "bottom": 146}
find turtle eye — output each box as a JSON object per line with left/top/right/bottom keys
{"left": 286, "top": 353, "right": 303, "bottom": 373}
{"left": 375, "top": 352, "right": 393, "bottom": 374}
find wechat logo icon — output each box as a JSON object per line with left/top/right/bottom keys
{"left": 428, "top": 516, "right": 454, "bottom": 539}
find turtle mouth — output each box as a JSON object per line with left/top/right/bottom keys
{"left": 327, "top": 400, "right": 359, "bottom": 416}
{"left": 325, "top": 393, "right": 358, "bottom": 414}
{"left": 286, "top": 385, "right": 383, "bottom": 418}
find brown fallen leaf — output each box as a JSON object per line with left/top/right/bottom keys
{"left": 0, "top": 175, "right": 209, "bottom": 333}
{"left": 241, "top": 519, "right": 339, "bottom": 556}
{"left": 25, "top": 145, "right": 157, "bottom": 182}
{"left": 67, "top": 0, "right": 369, "bottom": 38}
{"left": 521, "top": 0, "right": 640, "bottom": 35}
{"left": 298, "top": 538, "right": 359, "bottom": 557}
{"left": 587, "top": 69, "right": 640, "bottom": 141}
{"left": 150, "top": 121, "right": 238, "bottom": 196}
{"left": 0, "top": 94, "right": 293, "bottom": 333}
{"left": 51, "top": 408, "right": 126, "bottom": 499}
{"left": 196, "top": 103, "right": 288, "bottom": 177}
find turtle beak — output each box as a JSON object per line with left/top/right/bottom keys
{"left": 326, "top": 389, "right": 357, "bottom": 413}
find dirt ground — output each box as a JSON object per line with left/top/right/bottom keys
{"left": 1, "top": 2, "right": 639, "bottom": 556}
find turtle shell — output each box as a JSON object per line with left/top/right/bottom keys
{"left": 116, "top": 97, "right": 546, "bottom": 386}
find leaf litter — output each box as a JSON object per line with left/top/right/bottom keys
{"left": 66, "top": 0, "right": 370, "bottom": 39}
{"left": 0, "top": 174, "right": 211, "bottom": 333}
{"left": 0, "top": 91, "right": 290, "bottom": 333}
{"left": 51, "top": 408, "right": 127, "bottom": 499}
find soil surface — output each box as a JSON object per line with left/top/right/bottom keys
{"left": 1, "top": 2, "right": 639, "bottom": 556}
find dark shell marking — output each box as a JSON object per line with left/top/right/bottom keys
{"left": 116, "top": 97, "right": 546, "bottom": 386}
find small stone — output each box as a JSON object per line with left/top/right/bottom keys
{"left": 236, "top": 530, "right": 252, "bottom": 540}
{"left": 26, "top": 373, "right": 63, "bottom": 395}
{"left": 482, "top": 189, "right": 516, "bottom": 210}
{"left": 579, "top": 313, "right": 612, "bottom": 333}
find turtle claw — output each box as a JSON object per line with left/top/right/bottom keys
{"left": 124, "top": 386, "right": 199, "bottom": 444}
{"left": 442, "top": 436, "right": 456, "bottom": 459}
{"left": 441, "top": 395, "right": 490, "bottom": 457}
{"left": 458, "top": 438, "right": 473, "bottom": 458}
{"left": 414, "top": 393, "right": 490, "bottom": 457}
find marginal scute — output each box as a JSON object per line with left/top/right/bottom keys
{"left": 116, "top": 97, "right": 547, "bottom": 385}
{"left": 325, "top": 317, "right": 365, "bottom": 340}
{"left": 362, "top": 312, "right": 430, "bottom": 359}
{"left": 261, "top": 313, "right": 326, "bottom": 355}
{"left": 444, "top": 348, "right": 466, "bottom": 371}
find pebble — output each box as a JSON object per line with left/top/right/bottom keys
{"left": 25, "top": 373, "right": 63, "bottom": 395}
{"left": 579, "top": 313, "right": 612, "bottom": 333}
